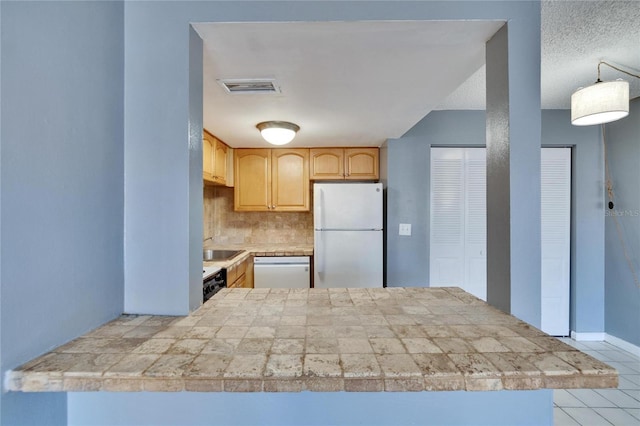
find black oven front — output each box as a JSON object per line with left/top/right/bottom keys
{"left": 203, "top": 269, "right": 226, "bottom": 302}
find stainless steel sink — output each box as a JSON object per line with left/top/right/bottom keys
{"left": 203, "top": 249, "right": 243, "bottom": 261}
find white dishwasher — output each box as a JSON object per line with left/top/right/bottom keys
{"left": 253, "top": 256, "right": 310, "bottom": 289}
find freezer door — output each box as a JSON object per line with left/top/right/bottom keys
{"left": 314, "top": 230, "right": 382, "bottom": 288}
{"left": 314, "top": 183, "right": 382, "bottom": 230}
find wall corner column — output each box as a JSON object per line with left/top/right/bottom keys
{"left": 188, "top": 26, "right": 204, "bottom": 312}
{"left": 485, "top": 8, "right": 542, "bottom": 327}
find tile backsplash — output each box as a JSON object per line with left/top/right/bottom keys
{"left": 204, "top": 186, "right": 313, "bottom": 245}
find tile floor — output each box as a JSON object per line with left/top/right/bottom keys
{"left": 555, "top": 338, "right": 640, "bottom": 425}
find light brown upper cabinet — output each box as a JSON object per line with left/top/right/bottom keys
{"left": 203, "top": 129, "right": 230, "bottom": 186}
{"left": 271, "top": 149, "right": 310, "bottom": 211}
{"left": 203, "top": 131, "right": 214, "bottom": 180}
{"left": 213, "top": 140, "right": 228, "bottom": 183}
{"left": 309, "top": 148, "right": 343, "bottom": 180}
{"left": 234, "top": 148, "right": 310, "bottom": 212}
{"left": 234, "top": 149, "right": 270, "bottom": 211}
{"left": 310, "top": 147, "right": 379, "bottom": 180}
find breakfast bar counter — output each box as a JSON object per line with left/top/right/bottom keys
{"left": 6, "top": 287, "right": 616, "bottom": 394}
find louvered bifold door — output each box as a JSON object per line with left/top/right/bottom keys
{"left": 464, "top": 148, "right": 487, "bottom": 300}
{"left": 429, "top": 148, "right": 486, "bottom": 300}
{"left": 430, "top": 148, "right": 465, "bottom": 288}
{"left": 430, "top": 147, "right": 570, "bottom": 330}
{"left": 540, "top": 148, "right": 571, "bottom": 336}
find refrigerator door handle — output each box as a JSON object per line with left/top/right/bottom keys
{"left": 316, "top": 231, "right": 324, "bottom": 274}
{"left": 317, "top": 187, "right": 324, "bottom": 230}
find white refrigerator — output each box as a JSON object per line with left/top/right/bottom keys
{"left": 313, "top": 183, "right": 383, "bottom": 288}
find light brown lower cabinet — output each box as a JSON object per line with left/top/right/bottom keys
{"left": 234, "top": 274, "right": 246, "bottom": 289}
{"left": 226, "top": 256, "right": 253, "bottom": 289}
{"left": 244, "top": 256, "right": 254, "bottom": 288}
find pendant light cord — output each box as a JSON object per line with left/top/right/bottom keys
{"left": 602, "top": 124, "right": 640, "bottom": 289}
{"left": 598, "top": 61, "right": 640, "bottom": 82}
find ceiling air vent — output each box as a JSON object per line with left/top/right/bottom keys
{"left": 217, "top": 79, "right": 280, "bottom": 94}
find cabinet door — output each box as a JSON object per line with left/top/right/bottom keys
{"left": 227, "top": 264, "right": 238, "bottom": 285}
{"left": 202, "top": 132, "right": 214, "bottom": 181}
{"left": 345, "top": 148, "right": 379, "bottom": 180}
{"left": 310, "top": 148, "right": 344, "bottom": 180}
{"left": 272, "top": 149, "right": 310, "bottom": 211}
{"left": 245, "top": 256, "right": 254, "bottom": 288}
{"left": 234, "top": 149, "right": 271, "bottom": 211}
{"left": 234, "top": 274, "right": 246, "bottom": 289}
{"left": 235, "top": 257, "right": 248, "bottom": 278}
{"left": 212, "top": 139, "right": 228, "bottom": 184}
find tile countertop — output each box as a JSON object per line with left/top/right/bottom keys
{"left": 6, "top": 287, "right": 617, "bottom": 393}
{"left": 203, "top": 245, "right": 313, "bottom": 269}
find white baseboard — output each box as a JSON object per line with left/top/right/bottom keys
{"left": 571, "top": 331, "right": 606, "bottom": 341}
{"left": 605, "top": 333, "right": 640, "bottom": 357}
{"left": 569, "top": 331, "right": 640, "bottom": 357}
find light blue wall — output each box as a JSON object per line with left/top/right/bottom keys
{"left": 0, "top": 1, "right": 124, "bottom": 424}
{"left": 68, "top": 390, "right": 552, "bottom": 426}
{"left": 0, "top": 2, "right": 3, "bottom": 417}
{"left": 188, "top": 27, "right": 205, "bottom": 311}
{"left": 386, "top": 111, "right": 487, "bottom": 287}
{"left": 604, "top": 99, "right": 640, "bottom": 346}
{"left": 123, "top": 2, "right": 198, "bottom": 314}
{"left": 483, "top": 15, "right": 543, "bottom": 326}
{"left": 386, "top": 110, "right": 605, "bottom": 334}
{"left": 385, "top": 134, "right": 430, "bottom": 286}
{"left": 485, "top": 24, "right": 516, "bottom": 317}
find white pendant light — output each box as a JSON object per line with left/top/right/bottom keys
{"left": 571, "top": 61, "right": 639, "bottom": 127}
{"left": 571, "top": 80, "right": 629, "bottom": 126}
{"left": 256, "top": 121, "right": 300, "bottom": 146}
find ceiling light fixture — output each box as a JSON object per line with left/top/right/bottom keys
{"left": 256, "top": 121, "right": 300, "bottom": 146}
{"left": 571, "top": 61, "right": 639, "bottom": 126}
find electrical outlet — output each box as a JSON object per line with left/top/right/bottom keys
{"left": 399, "top": 223, "right": 412, "bottom": 236}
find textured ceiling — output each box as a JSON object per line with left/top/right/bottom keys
{"left": 437, "top": 0, "right": 640, "bottom": 110}
{"left": 197, "top": 1, "right": 640, "bottom": 147}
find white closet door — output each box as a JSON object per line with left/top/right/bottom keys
{"left": 430, "top": 148, "right": 465, "bottom": 288}
{"left": 430, "top": 148, "right": 486, "bottom": 300}
{"left": 430, "top": 147, "right": 571, "bottom": 333}
{"left": 541, "top": 148, "right": 571, "bottom": 336}
{"left": 464, "top": 149, "right": 487, "bottom": 300}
